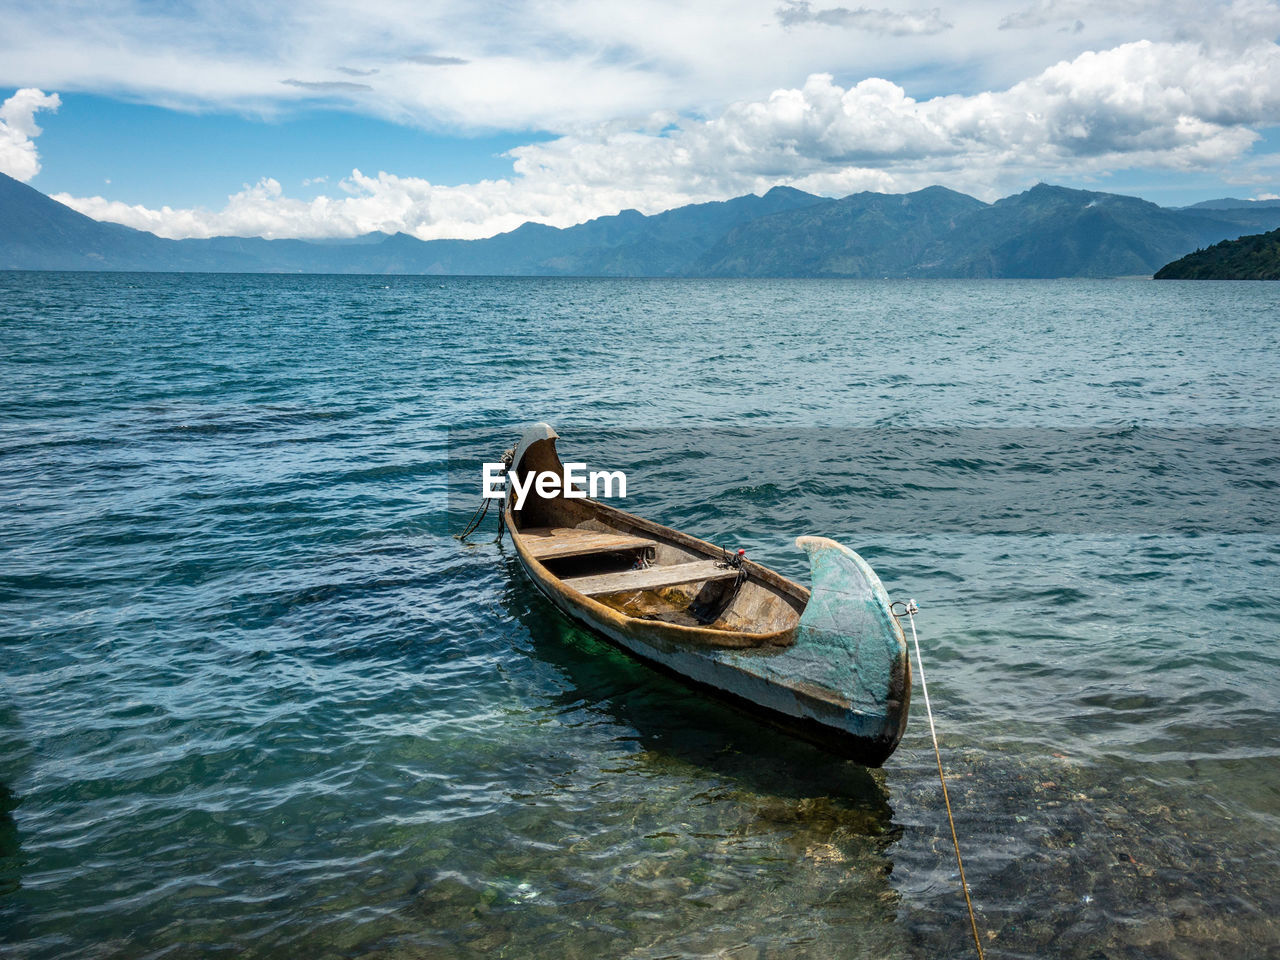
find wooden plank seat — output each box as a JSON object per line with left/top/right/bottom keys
{"left": 521, "top": 526, "right": 657, "bottom": 561}
{"left": 563, "top": 560, "right": 738, "bottom": 598}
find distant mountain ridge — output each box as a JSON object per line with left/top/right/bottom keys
{"left": 6, "top": 171, "right": 1280, "bottom": 278}
{"left": 1180, "top": 197, "right": 1280, "bottom": 211}
{"left": 695, "top": 184, "right": 1280, "bottom": 278}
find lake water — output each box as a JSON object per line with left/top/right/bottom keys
{"left": 2, "top": 272, "right": 1279, "bottom": 959}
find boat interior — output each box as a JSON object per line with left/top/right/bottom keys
{"left": 508, "top": 437, "right": 805, "bottom": 643}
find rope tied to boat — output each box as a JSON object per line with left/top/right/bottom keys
{"left": 717, "top": 547, "right": 747, "bottom": 571}
{"left": 455, "top": 446, "right": 513, "bottom": 544}
{"left": 718, "top": 547, "right": 750, "bottom": 597}
{"left": 891, "top": 598, "right": 986, "bottom": 959}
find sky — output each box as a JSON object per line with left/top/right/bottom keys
{"left": 2, "top": 0, "right": 1280, "bottom": 241}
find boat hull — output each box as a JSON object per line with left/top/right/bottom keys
{"left": 509, "top": 505, "right": 909, "bottom": 766}
{"left": 499, "top": 423, "right": 909, "bottom": 767}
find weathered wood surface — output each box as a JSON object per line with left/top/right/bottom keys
{"left": 521, "top": 526, "right": 656, "bottom": 561}
{"left": 562, "top": 560, "right": 736, "bottom": 597}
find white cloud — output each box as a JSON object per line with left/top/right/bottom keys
{"left": 54, "top": 169, "right": 712, "bottom": 240}
{"left": 0, "top": 88, "right": 60, "bottom": 181}
{"left": 48, "top": 34, "right": 1280, "bottom": 240}
{"left": 5, "top": 0, "right": 1276, "bottom": 134}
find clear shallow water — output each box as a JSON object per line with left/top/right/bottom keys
{"left": 2, "top": 272, "right": 1279, "bottom": 959}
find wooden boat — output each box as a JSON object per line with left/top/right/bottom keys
{"left": 502, "top": 424, "right": 911, "bottom": 766}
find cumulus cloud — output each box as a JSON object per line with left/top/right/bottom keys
{"left": 9, "top": 0, "right": 1271, "bottom": 134}
{"left": 500, "top": 40, "right": 1278, "bottom": 198}
{"left": 3, "top": 0, "right": 1277, "bottom": 172}
{"left": 50, "top": 35, "right": 1280, "bottom": 241}
{"left": 778, "top": 2, "right": 953, "bottom": 35}
{"left": 55, "top": 171, "right": 687, "bottom": 241}
{"left": 0, "top": 88, "right": 60, "bottom": 181}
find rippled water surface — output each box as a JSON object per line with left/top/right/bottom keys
{"left": 2, "top": 272, "right": 1279, "bottom": 959}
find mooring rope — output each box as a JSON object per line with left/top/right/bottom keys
{"left": 455, "top": 447, "right": 514, "bottom": 544}
{"left": 900, "top": 599, "right": 986, "bottom": 959}
{"left": 454, "top": 494, "right": 492, "bottom": 542}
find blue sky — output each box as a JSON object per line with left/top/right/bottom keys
{"left": 30, "top": 95, "right": 553, "bottom": 208}
{"left": 2, "top": 0, "right": 1279, "bottom": 240}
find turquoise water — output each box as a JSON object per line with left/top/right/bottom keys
{"left": 2, "top": 272, "right": 1279, "bottom": 958}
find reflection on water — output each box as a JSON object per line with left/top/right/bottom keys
{"left": 398, "top": 566, "right": 909, "bottom": 959}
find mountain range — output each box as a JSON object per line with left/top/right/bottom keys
{"left": 5, "top": 171, "right": 1280, "bottom": 278}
